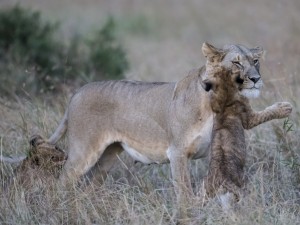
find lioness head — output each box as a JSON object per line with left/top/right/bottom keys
{"left": 201, "top": 42, "right": 264, "bottom": 98}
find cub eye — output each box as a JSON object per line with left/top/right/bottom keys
{"left": 253, "top": 59, "right": 259, "bottom": 65}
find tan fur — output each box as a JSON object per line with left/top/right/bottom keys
{"left": 47, "top": 43, "right": 292, "bottom": 218}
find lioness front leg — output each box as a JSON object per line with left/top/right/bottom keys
{"left": 244, "top": 102, "right": 292, "bottom": 129}
{"left": 168, "top": 147, "right": 193, "bottom": 220}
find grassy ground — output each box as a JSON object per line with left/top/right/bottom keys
{"left": 0, "top": 0, "right": 300, "bottom": 224}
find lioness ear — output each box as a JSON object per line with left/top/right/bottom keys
{"left": 202, "top": 42, "right": 225, "bottom": 62}
{"left": 201, "top": 78, "right": 213, "bottom": 92}
{"left": 250, "top": 46, "right": 264, "bottom": 58}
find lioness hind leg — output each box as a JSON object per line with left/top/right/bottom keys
{"left": 83, "top": 142, "right": 124, "bottom": 186}
{"left": 59, "top": 140, "right": 110, "bottom": 186}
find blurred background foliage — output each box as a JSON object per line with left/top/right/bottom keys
{"left": 0, "top": 0, "right": 299, "bottom": 102}
{"left": 0, "top": 4, "right": 129, "bottom": 97}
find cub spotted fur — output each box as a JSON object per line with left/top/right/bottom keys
{"left": 46, "top": 43, "right": 292, "bottom": 217}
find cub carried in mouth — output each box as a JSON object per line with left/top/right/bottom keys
{"left": 202, "top": 65, "right": 291, "bottom": 200}
{"left": 203, "top": 66, "right": 248, "bottom": 199}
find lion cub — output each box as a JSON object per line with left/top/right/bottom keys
{"left": 202, "top": 67, "right": 253, "bottom": 199}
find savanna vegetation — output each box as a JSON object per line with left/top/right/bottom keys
{"left": 0, "top": 0, "right": 299, "bottom": 224}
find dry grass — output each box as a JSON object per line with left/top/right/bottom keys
{"left": 0, "top": 0, "right": 300, "bottom": 224}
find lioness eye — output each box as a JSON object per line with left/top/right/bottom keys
{"left": 232, "top": 61, "right": 242, "bottom": 67}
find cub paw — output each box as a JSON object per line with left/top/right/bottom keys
{"left": 272, "top": 102, "right": 293, "bottom": 118}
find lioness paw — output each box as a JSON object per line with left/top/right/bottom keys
{"left": 271, "top": 102, "right": 293, "bottom": 118}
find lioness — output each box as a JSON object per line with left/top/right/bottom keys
{"left": 47, "top": 43, "right": 292, "bottom": 216}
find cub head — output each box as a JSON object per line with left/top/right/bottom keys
{"left": 201, "top": 42, "right": 264, "bottom": 98}
{"left": 201, "top": 67, "right": 243, "bottom": 113}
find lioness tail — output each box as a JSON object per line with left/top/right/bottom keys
{"left": 47, "top": 109, "right": 68, "bottom": 144}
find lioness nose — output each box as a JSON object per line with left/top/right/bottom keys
{"left": 249, "top": 77, "right": 260, "bottom": 83}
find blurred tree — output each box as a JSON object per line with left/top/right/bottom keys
{"left": 87, "top": 17, "right": 129, "bottom": 80}
{"left": 0, "top": 6, "right": 129, "bottom": 97}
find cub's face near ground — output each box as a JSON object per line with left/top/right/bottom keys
{"left": 202, "top": 43, "right": 264, "bottom": 99}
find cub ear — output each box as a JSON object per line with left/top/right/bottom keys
{"left": 201, "top": 78, "right": 213, "bottom": 92}
{"left": 250, "top": 46, "right": 264, "bottom": 58}
{"left": 202, "top": 42, "right": 225, "bottom": 62}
